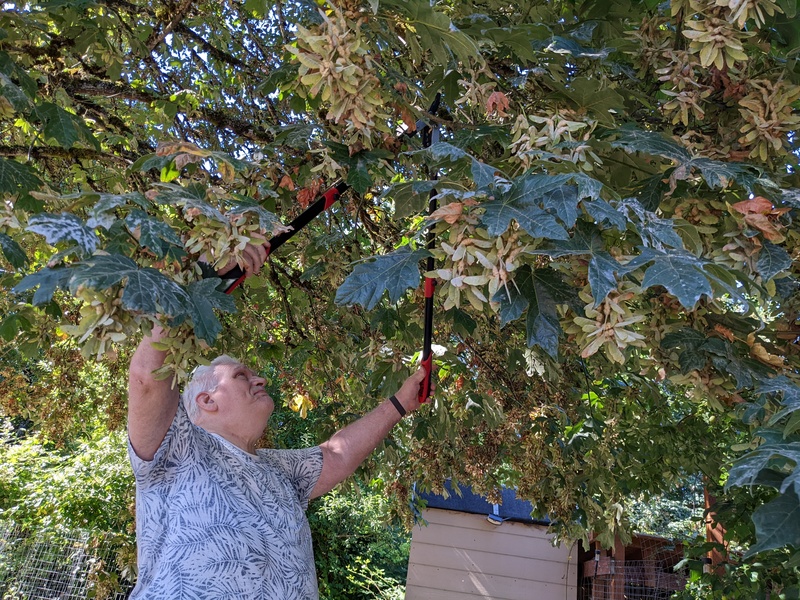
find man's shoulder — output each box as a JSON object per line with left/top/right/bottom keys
{"left": 128, "top": 403, "right": 203, "bottom": 476}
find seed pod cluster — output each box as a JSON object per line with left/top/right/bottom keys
{"left": 289, "top": 7, "right": 390, "bottom": 147}
{"left": 183, "top": 211, "right": 269, "bottom": 275}
{"left": 509, "top": 113, "right": 600, "bottom": 171}
{"left": 428, "top": 201, "right": 526, "bottom": 312}
{"left": 150, "top": 324, "right": 210, "bottom": 385}
{"left": 61, "top": 286, "right": 130, "bottom": 360}
{"left": 565, "top": 284, "right": 647, "bottom": 363}
{"left": 737, "top": 79, "right": 800, "bottom": 163}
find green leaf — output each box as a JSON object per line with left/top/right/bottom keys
{"left": 494, "top": 266, "right": 577, "bottom": 357}
{"left": 86, "top": 192, "right": 149, "bottom": 229}
{"left": 346, "top": 155, "right": 372, "bottom": 194}
{"left": 0, "top": 232, "right": 28, "bottom": 268}
{"left": 383, "top": 0, "right": 479, "bottom": 64}
{"left": 227, "top": 200, "right": 285, "bottom": 234}
{"left": 125, "top": 210, "right": 184, "bottom": 260}
{"left": 186, "top": 278, "right": 236, "bottom": 343}
{"left": 0, "top": 314, "right": 20, "bottom": 341}
{"left": 389, "top": 180, "right": 438, "bottom": 218}
{"left": 274, "top": 123, "right": 317, "bottom": 150}
{"left": 661, "top": 327, "right": 708, "bottom": 374}
{"left": 0, "top": 72, "right": 33, "bottom": 113}
{"left": 620, "top": 199, "right": 685, "bottom": 249}
{"left": 448, "top": 307, "right": 477, "bottom": 336}
{"left": 68, "top": 255, "right": 190, "bottom": 317}
{"left": 728, "top": 441, "right": 800, "bottom": 492}
{"left": 545, "top": 36, "right": 612, "bottom": 60}
{"left": 534, "top": 223, "right": 627, "bottom": 303}
{"left": 154, "top": 183, "right": 225, "bottom": 221}
{"left": 609, "top": 126, "right": 691, "bottom": 163}
{"left": 609, "top": 126, "right": 760, "bottom": 190}
{"left": 27, "top": 212, "right": 98, "bottom": 257}
{"left": 129, "top": 153, "right": 173, "bottom": 173}
{"left": 12, "top": 266, "right": 73, "bottom": 305}
{"left": 757, "top": 242, "right": 793, "bottom": 282}
{"left": 661, "top": 327, "right": 707, "bottom": 351}
{"left": 757, "top": 376, "right": 800, "bottom": 424}
{"left": 583, "top": 198, "right": 627, "bottom": 231}
{"left": 572, "top": 172, "right": 605, "bottom": 202}
{"left": 782, "top": 468, "right": 800, "bottom": 496}
{"left": 0, "top": 51, "right": 37, "bottom": 96}
{"left": 421, "top": 142, "right": 497, "bottom": 190}
{"left": 745, "top": 493, "right": 800, "bottom": 557}
{"left": 35, "top": 102, "right": 100, "bottom": 150}
{"left": 551, "top": 77, "right": 624, "bottom": 125}
{"left": 541, "top": 184, "right": 580, "bottom": 228}
{"left": 691, "top": 158, "right": 760, "bottom": 192}
{"left": 588, "top": 252, "right": 623, "bottom": 305}
{"left": 627, "top": 248, "right": 712, "bottom": 309}
{"left": 0, "top": 157, "right": 42, "bottom": 195}
{"left": 480, "top": 174, "right": 570, "bottom": 239}
{"left": 335, "top": 246, "right": 431, "bottom": 310}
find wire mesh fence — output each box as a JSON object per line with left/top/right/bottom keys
{"left": 0, "top": 522, "right": 133, "bottom": 600}
{"left": 579, "top": 559, "right": 686, "bottom": 599}
{"left": 578, "top": 534, "right": 687, "bottom": 600}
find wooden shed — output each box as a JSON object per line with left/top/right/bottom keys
{"left": 405, "top": 484, "right": 578, "bottom": 600}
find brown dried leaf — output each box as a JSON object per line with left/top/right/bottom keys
{"left": 398, "top": 104, "right": 417, "bottom": 133}
{"left": 743, "top": 213, "right": 785, "bottom": 242}
{"left": 731, "top": 196, "right": 775, "bottom": 215}
{"left": 751, "top": 343, "right": 785, "bottom": 368}
{"left": 174, "top": 153, "right": 203, "bottom": 170}
{"left": 486, "top": 91, "right": 510, "bottom": 117}
{"left": 156, "top": 141, "right": 210, "bottom": 157}
{"left": 278, "top": 174, "right": 296, "bottom": 191}
{"left": 713, "top": 324, "right": 735, "bottom": 342}
{"left": 297, "top": 179, "right": 323, "bottom": 209}
{"left": 430, "top": 202, "right": 464, "bottom": 224}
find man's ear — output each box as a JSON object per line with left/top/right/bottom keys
{"left": 195, "top": 392, "right": 218, "bottom": 413}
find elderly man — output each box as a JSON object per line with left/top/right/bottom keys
{"left": 127, "top": 242, "right": 425, "bottom": 598}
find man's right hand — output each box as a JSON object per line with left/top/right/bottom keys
{"left": 217, "top": 240, "right": 271, "bottom": 277}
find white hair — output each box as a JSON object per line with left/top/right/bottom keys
{"left": 181, "top": 355, "right": 243, "bottom": 423}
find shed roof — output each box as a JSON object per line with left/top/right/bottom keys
{"left": 416, "top": 481, "right": 550, "bottom": 525}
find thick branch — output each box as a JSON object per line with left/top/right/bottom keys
{"left": 173, "top": 23, "right": 246, "bottom": 68}
{"left": 0, "top": 145, "right": 133, "bottom": 166}
{"left": 61, "top": 77, "right": 276, "bottom": 144}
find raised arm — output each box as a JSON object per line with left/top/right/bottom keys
{"left": 127, "top": 241, "right": 270, "bottom": 461}
{"left": 311, "top": 367, "right": 427, "bottom": 499}
{"left": 128, "top": 325, "right": 179, "bottom": 461}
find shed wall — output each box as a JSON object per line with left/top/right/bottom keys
{"left": 405, "top": 508, "right": 578, "bottom": 600}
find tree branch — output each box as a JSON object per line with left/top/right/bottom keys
{"left": 60, "top": 77, "right": 277, "bottom": 144}
{"left": 173, "top": 23, "right": 246, "bottom": 68}
{"left": 0, "top": 145, "right": 134, "bottom": 166}
{"left": 146, "top": 0, "right": 196, "bottom": 53}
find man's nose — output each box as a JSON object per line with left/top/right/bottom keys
{"left": 251, "top": 375, "right": 267, "bottom": 386}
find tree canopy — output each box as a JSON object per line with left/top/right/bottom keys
{"left": 2, "top": 0, "right": 800, "bottom": 590}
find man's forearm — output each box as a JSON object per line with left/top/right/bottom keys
{"left": 311, "top": 368, "right": 426, "bottom": 498}
{"left": 320, "top": 400, "right": 402, "bottom": 475}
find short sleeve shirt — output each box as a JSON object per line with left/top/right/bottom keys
{"left": 128, "top": 404, "right": 324, "bottom": 599}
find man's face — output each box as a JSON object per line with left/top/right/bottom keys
{"left": 210, "top": 363, "right": 275, "bottom": 425}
